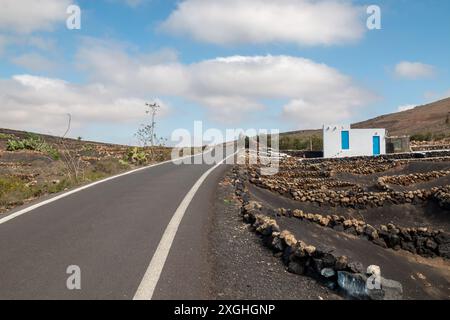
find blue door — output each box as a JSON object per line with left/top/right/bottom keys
{"left": 373, "top": 136, "right": 380, "bottom": 155}
{"left": 341, "top": 131, "right": 350, "bottom": 150}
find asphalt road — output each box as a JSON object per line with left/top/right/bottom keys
{"left": 0, "top": 148, "right": 237, "bottom": 300}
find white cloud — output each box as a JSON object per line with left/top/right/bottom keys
{"left": 75, "top": 40, "right": 374, "bottom": 126}
{"left": 394, "top": 61, "right": 436, "bottom": 79}
{"left": 0, "top": 34, "right": 57, "bottom": 54}
{"left": 0, "top": 75, "right": 170, "bottom": 135}
{"left": 11, "top": 52, "right": 59, "bottom": 72}
{"left": 0, "top": 0, "right": 70, "bottom": 34}
{"left": 26, "top": 36, "right": 57, "bottom": 51}
{"left": 0, "top": 38, "right": 375, "bottom": 135}
{"left": 397, "top": 104, "right": 416, "bottom": 112}
{"left": 160, "top": 0, "right": 365, "bottom": 46}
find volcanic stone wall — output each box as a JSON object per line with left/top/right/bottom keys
{"left": 233, "top": 168, "right": 403, "bottom": 300}
{"left": 276, "top": 208, "right": 450, "bottom": 259}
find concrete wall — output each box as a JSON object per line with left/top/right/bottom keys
{"left": 323, "top": 125, "right": 386, "bottom": 158}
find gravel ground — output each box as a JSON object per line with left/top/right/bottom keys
{"left": 208, "top": 173, "right": 342, "bottom": 300}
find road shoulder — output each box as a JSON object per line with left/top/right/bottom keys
{"left": 209, "top": 169, "right": 341, "bottom": 300}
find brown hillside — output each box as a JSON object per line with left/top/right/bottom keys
{"left": 281, "top": 97, "right": 450, "bottom": 148}
{"left": 353, "top": 97, "right": 450, "bottom": 136}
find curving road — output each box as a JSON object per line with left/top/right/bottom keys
{"left": 0, "top": 147, "right": 238, "bottom": 300}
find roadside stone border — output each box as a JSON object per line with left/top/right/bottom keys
{"left": 232, "top": 168, "right": 403, "bottom": 300}
{"left": 275, "top": 208, "right": 450, "bottom": 259}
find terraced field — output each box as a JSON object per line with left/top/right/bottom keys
{"left": 232, "top": 152, "right": 450, "bottom": 300}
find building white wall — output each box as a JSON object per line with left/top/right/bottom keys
{"left": 323, "top": 125, "right": 386, "bottom": 158}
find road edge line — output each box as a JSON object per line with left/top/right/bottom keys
{"left": 0, "top": 151, "right": 206, "bottom": 225}
{"left": 133, "top": 151, "right": 238, "bottom": 300}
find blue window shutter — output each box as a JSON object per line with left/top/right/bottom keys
{"left": 341, "top": 131, "right": 350, "bottom": 150}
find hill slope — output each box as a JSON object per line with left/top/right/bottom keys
{"left": 0, "top": 128, "right": 173, "bottom": 214}
{"left": 280, "top": 97, "right": 450, "bottom": 150}
{"left": 353, "top": 97, "right": 450, "bottom": 137}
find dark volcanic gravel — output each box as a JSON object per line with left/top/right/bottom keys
{"left": 209, "top": 173, "right": 341, "bottom": 300}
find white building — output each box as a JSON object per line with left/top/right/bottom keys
{"left": 323, "top": 124, "right": 386, "bottom": 158}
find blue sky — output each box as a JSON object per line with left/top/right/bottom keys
{"left": 0, "top": 0, "right": 449, "bottom": 145}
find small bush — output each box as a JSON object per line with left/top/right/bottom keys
{"left": 6, "top": 135, "right": 60, "bottom": 160}
{"left": 125, "top": 147, "right": 147, "bottom": 165}
{"left": 45, "top": 179, "right": 71, "bottom": 194}
{"left": 279, "top": 135, "right": 323, "bottom": 151}
{"left": 433, "top": 133, "right": 447, "bottom": 141}
{"left": 0, "top": 176, "right": 73, "bottom": 209}
{"left": 0, "top": 133, "right": 14, "bottom": 140}
{"left": 0, "top": 176, "right": 34, "bottom": 208}
{"left": 410, "top": 132, "right": 449, "bottom": 142}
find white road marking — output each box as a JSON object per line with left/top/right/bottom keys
{"left": 0, "top": 152, "right": 204, "bottom": 226}
{"left": 133, "top": 151, "right": 238, "bottom": 300}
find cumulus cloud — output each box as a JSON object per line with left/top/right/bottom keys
{"left": 0, "top": 74, "right": 170, "bottom": 135}
{"left": 75, "top": 40, "right": 374, "bottom": 126}
{"left": 0, "top": 37, "right": 375, "bottom": 135}
{"left": 397, "top": 104, "right": 416, "bottom": 112}
{"left": 11, "top": 52, "right": 59, "bottom": 72}
{"left": 0, "top": 34, "right": 57, "bottom": 54}
{"left": 0, "top": 0, "right": 70, "bottom": 33}
{"left": 160, "top": 0, "right": 365, "bottom": 46}
{"left": 394, "top": 61, "right": 436, "bottom": 80}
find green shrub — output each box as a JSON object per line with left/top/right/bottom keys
{"left": 126, "top": 147, "right": 147, "bottom": 165}
{"left": 45, "top": 179, "right": 71, "bottom": 194}
{"left": 6, "top": 139, "right": 25, "bottom": 151}
{"left": 433, "top": 133, "right": 447, "bottom": 141}
{"left": 410, "top": 132, "right": 443, "bottom": 142}
{"left": 0, "top": 176, "right": 34, "bottom": 207}
{"left": 279, "top": 135, "right": 323, "bottom": 151}
{"left": 0, "top": 176, "right": 73, "bottom": 208}
{"left": 0, "top": 133, "right": 14, "bottom": 140}
{"left": 6, "top": 135, "right": 60, "bottom": 160}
